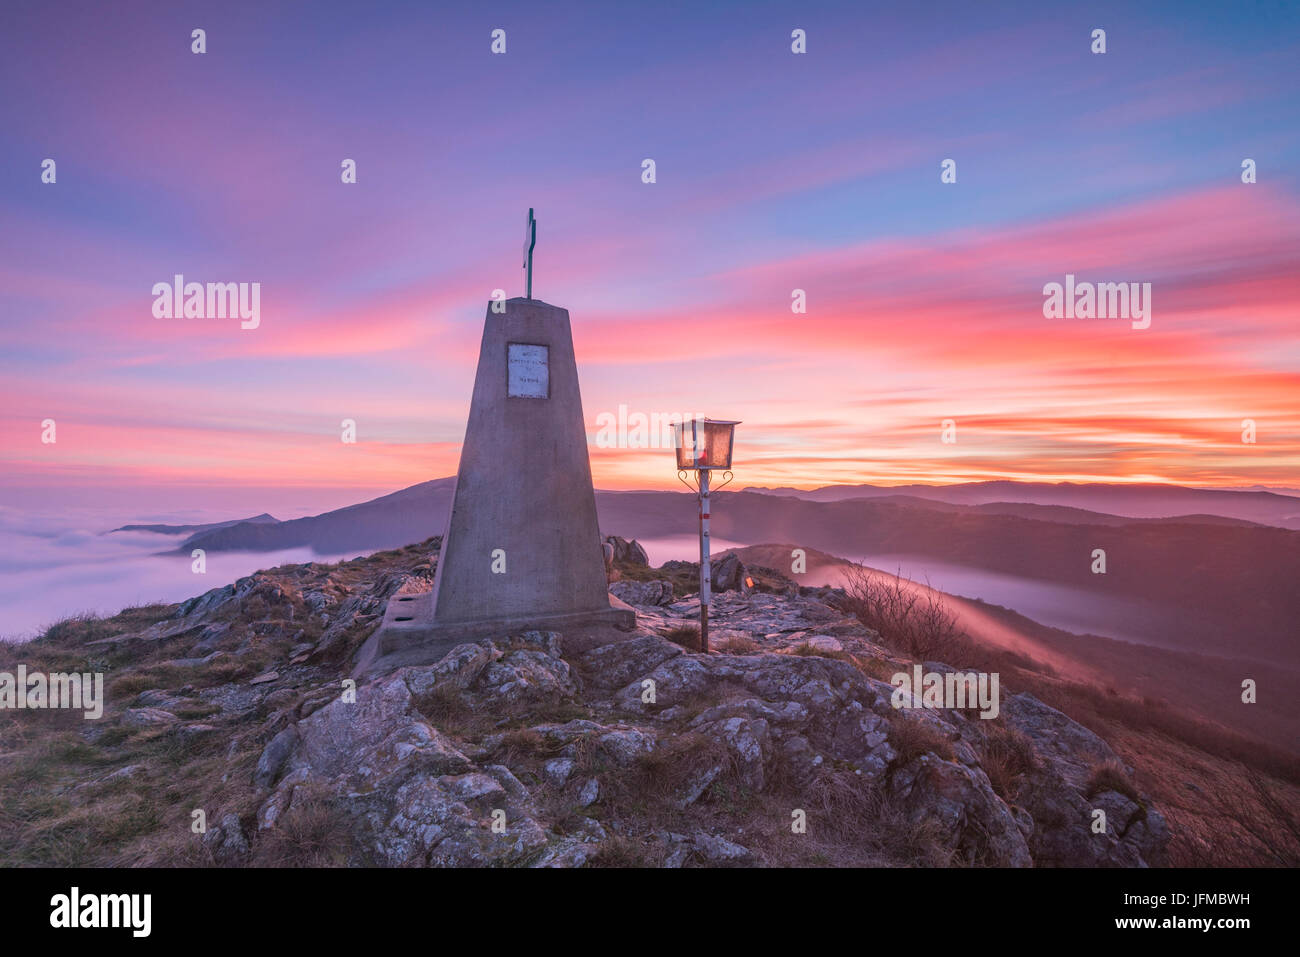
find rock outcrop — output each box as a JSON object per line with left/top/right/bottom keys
{"left": 19, "top": 540, "right": 1169, "bottom": 868}
{"left": 245, "top": 582, "right": 1166, "bottom": 867}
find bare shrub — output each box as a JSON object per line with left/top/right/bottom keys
{"left": 841, "top": 563, "right": 966, "bottom": 660}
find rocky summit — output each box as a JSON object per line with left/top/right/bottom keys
{"left": 0, "top": 539, "right": 1168, "bottom": 868}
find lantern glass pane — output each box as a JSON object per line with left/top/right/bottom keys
{"left": 702, "top": 421, "right": 733, "bottom": 469}
{"left": 673, "top": 419, "right": 700, "bottom": 469}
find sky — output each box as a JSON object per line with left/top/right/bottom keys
{"left": 2, "top": 0, "right": 1299, "bottom": 520}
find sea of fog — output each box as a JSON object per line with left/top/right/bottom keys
{"left": 2, "top": 512, "right": 1169, "bottom": 653}
{"left": 636, "top": 534, "right": 749, "bottom": 567}
{"left": 0, "top": 504, "right": 361, "bottom": 641}
{"left": 0, "top": 524, "right": 746, "bottom": 643}
{"left": 810, "top": 551, "right": 1178, "bottom": 651}
{"left": 640, "top": 539, "right": 1176, "bottom": 651}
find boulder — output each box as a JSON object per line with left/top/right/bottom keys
{"left": 711, "top": 553, "right": 748, "bottom": 592}
{"left": 889, "top": 753, "right": 1032, "bottom": 867}
{"left": 604, "top": 536, "right": 649, "bottom": 565}
{"left": 1000, "top": 693, "right": 1169, "bottom": 867}
{"left": 609, "top": 579, "right": 675, "bottom": 607}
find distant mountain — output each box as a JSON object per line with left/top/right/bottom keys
{"left": 110, "top": 513, "right": 279, "bottom": 536}
{"left": 178, "top": 479, "right": 455, "bottom": 555}
{"left": 596, "top": 489, "right": 1300, "bottom": 665}
{"left": 145, "top": 479, "right": 1299, "bottom": 665}
{"left": 1199, "top": 485, "right": 1300, "bottom": 498}
{"left": 815, "top": 495, "right": 1266, "bottom": 528}
{"left": 743, "top": 481, "right": 1300, "bottom": 529}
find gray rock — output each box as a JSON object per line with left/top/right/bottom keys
{"left": 176, "top": 585, "right": 235, "bottom": 618}
{"left": 257, "top": 674, "right": 547, "bottom": 866}
{"left": 612, "top": 654, "right": 712, "bottom": 713}
{"left": 199, "top": 682, "right": 269, "bottom": 716}
{"left": 313, "top": 593, "right": 384, "bottom": 658}
{"left": 542, "top": 758, "right": 575, "bottom": 786}
{"left": 596, "top": 728, "right": 656, "bottom": 766}
{"left": 693, "top": 715, "right": 771, "bottom": 790}
{"left": 1001, "top": 692, "right": 1169, "bottom": 867}
{"left": 576, "top": 634, "right": 683, "bottom": 693}
{"left": 254, "top": 725, "right": 300, "bottom": 789}
{"left": 122, "top": 707, "right": 178, "bottom": 727}
{"left": 693, "top": 831, "right": 754, "bottom": 864}
{"left": 532, "top": 838, "right": 597, "bottom": 868}
{"left": 162, "top": 651, "right": 225, "bottom": 668}
{"left": 202, "top": 812, "right": 250, "bottom": 861}
{"left": 889, "top": 753, "right": 1032, "bottom": 867}
{"left": 609, "top": 579, "right": 675, "bottom": 607}
{"left": 679, "top": 765, "right": 724, "bottom": 807}
{"left": 711, "top": 553, "right": 748, "bottom": 593}
{"left": 476, "top": 649, "right": 577, "bottom": 712}
{"left": 176, "top": 723, "right": 219, "bottom": 741}
{"left": 484, "top": 764, "right": 531, "bottom": 801}
{"left": 304, "top": 591, "right": 337, "bottom": 614}
{"left": 137, "top": 689, "right": 189, "bottom": 710}
{"left": 401, "top": 643, "right": 498, "bottom": 697}
{"left": 604, "top": 536, "right": 649, "bottom": 565}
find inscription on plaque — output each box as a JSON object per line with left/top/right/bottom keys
{"left": 507, "top": 343, "right": 549, "bottom": 398}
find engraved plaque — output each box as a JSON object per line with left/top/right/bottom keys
{"left": 507, "top": 343, "right": 549, "bottom": 398}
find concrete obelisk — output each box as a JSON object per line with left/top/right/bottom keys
{"left": 356, "top": 248, "right": 635, "bottom": 675}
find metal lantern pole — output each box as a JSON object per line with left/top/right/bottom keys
{"left": 674, "top": 417, "right": 737, "bottom": 656}
{"left": 698, "top": 466, "right": 710, "bottom": 653}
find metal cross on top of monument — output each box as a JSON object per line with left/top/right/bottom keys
{"left": 523, "top": 207, "right": 536, "bottom": 299}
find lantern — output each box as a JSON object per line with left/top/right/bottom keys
{"left": 671, "top": 418, "right": 739, "bottom": 470}
{"left": 669, "top": 417, "right": 740, "bottom": 654}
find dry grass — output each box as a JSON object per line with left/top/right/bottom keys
{"left": 662, "top": 624, "right": 702, "bottom": 652}
{"left": 854, "top": 655, "right": 903, "bottom": 682}
{"left": 493, "top": 728, "right": 546, "bottom": 765}
{"left": 715, "top": 635, "right": 760, "bottom": 655}
{"left": 581, "top": 728, "right": 958, "bottom": 868}
{"left": 886, "top": 713, "right": 956, "bottom": 763}
{"left": 1086, "top": 758, "right": 1142, "bottom": 804}
{"left": 769, "top": 772, "right": 955, "bottom": 867}
{"left": 589, "top": 833, "right": 670, "bottom": 868}
{"left": 250, "top": 787, "right": 361, "bottom": 867}
{"left": 784, "top": 642, "right": 852, "bottom": 660}
{"left": 977, "top": 723, "right": 1038, "bottom": 801}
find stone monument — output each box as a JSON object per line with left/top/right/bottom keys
{"left": 355, "top": 213, "right": 635, "bottom": 675}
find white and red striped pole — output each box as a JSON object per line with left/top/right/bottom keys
{"left": 698, "top": 466, "right": 710, "bottom": 653}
